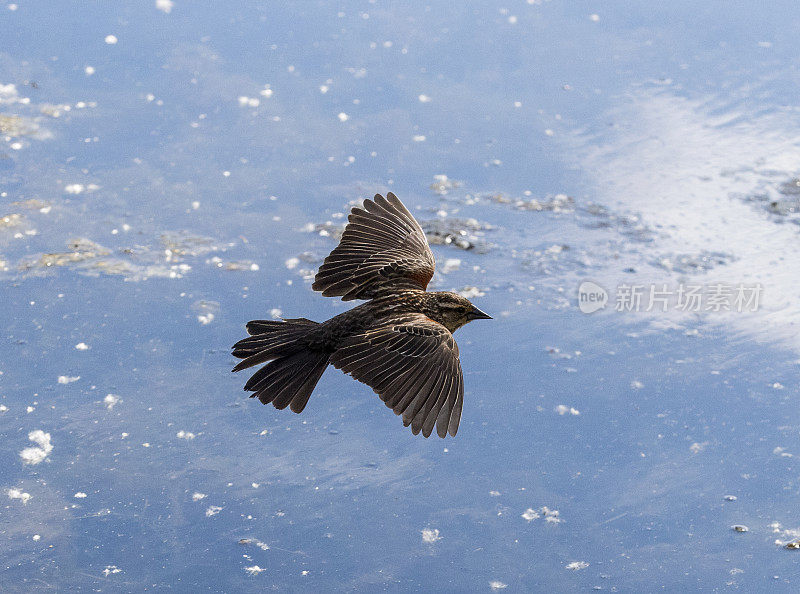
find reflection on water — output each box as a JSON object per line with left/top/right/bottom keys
{"left": 575, "top": 89, "right": 800, "bottom": 350}
{"left": 2, "top": 1, "right": 800, "bottom": 591}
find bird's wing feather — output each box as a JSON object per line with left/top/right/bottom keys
{"left": 330, "top": 314, "right": 463, "bottom": 438}
{"left": 312, "top": 192, "right": 436, "bottom": 301}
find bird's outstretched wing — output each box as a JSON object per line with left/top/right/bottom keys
{"left": 330, "top": 314, "right": 463, "bottom": 438}
{"left": 312, "top": 192, "right": 435, "bottom": 301}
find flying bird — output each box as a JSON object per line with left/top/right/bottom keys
{"left": 232, "top": 192, "right": 491, "bottom": 438}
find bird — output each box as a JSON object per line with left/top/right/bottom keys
{"left": 232, "top": 192, "right": 491, "bottom": 438}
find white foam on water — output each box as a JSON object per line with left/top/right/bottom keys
{"left": 7, "top": 488, "right": 31, "bottom": 503}
{"left": 20, "top": 430, "right": 53, "bottom": 465}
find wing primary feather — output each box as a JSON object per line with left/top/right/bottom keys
{"left": 402, "top": 362, "right": 440, "bottom": 424}
{"left": 368, "top": 356, "right": 415, "bottom": 390}
{"left": 426, "top": 367, "right": 454, "bottom": 435}
{"left": 312, "top": 193, "right": 435, "bottom": 300}
{"left": 448, "top": 374, "right": 464, "bottom": 436}
{"left": 382, "top": 360, "right": 426, "bottom": 408}
{"left": 436, "top": 366, "right": 459, "bottom": 438}
{"left": 394, "top": 360, "right": 437, "bottom": 416}
{"left": 349, "top": 214, "right": 408, "bottom": 237}
{"left": 429, "top": 363, "right": 458, "bottom": 438}
{"left": 345, "top": 349, "right": 397, "bottom": 378}
{"left": 413, "top": 368, "right": 448, "bottom": 436}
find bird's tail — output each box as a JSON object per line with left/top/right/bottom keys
{"left": 232, "top": 318, "right": 329, "bottom": 413}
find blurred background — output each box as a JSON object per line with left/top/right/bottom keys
{"left": 2, "top": 1, "right": 800, "bottom": 591}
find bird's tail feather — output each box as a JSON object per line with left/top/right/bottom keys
{"left": 232, "top": 319, "right": 316, "bottom": 369}
{"left": 232, "top": 319, "right": 329, "bottom": 413}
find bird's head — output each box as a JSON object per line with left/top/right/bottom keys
{"left": 429, "top": 291, "right": 492, "bottom": 333}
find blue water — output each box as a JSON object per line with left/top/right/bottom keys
{"left": 2, "top": 1, "right": 800, "bottom": 591}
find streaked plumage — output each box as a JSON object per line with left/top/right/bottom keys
{"left": 232, "top": 192, "right": 490, "bottom": 438}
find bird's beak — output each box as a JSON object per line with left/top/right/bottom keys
{"left": 467, "top": 306, "right": 492, "bottom": 321}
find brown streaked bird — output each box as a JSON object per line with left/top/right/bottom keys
{"left": 232, "top": 192, "right": 491, "bottom": 438}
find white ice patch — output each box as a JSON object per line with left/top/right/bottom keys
{"left": 74, "top": 492, "right": 87, "bottom": 498}
{"left": 543, "top": 507, "right": 562, "bottom": 523}
{"left": 457, "top": 286, "right": 485, "bottom": 299}
{"left": 104, "top": 394, "right": 120, "bottom": 410}
{"left": 64, "top": 184, "right": 85, "bottom": 194}
{"left": 237, "top": 96, "right": 260, "bottom": 108}
{"left": 57, "top": 375, "right": 80, "bottom": 384}
{"left": 7, "top": 488, "right": 31, "bottom": 504}
{"left": 192, "top": 300, "right": 219, "bottom": 325}
{"left": 771, "top": 522, "right": 800, "bottom": 547}
{"left": 19, "top": 430, "right": 53, "bottom": 465}
{"left": 566, "top": 561, "right": 589, "bottom": 570}
{"left": 245, "top": 565, "right": 265, "bottom": 576}
{"left": 192, "top": 492, "right": 206, "bottom": 501}
{"left": 155, "top": 0, "right": 174, "bottom": 13}
{"left": 555, "top": 404, "right": 580, "bottom": 416}
{"left": 490, "top": 582, "right": 508, "bottom": 590}
{"left": 240, "top": 537, "right": 270, "bottom": 550}
{"left": 75, "top": 342, "right": 89, "bottom": 350}
{"left": 421, "top": 528, "right": 441, "bottom": 543}
{"left": 176, "top": 430, "right": 195, "bottom": 440}
{"left": 523, "top": 506, "right": 561, "bottom": 523}
{"left": 442, "top": 258, "right": 461, "bottom": 273}
{"left": 522, "top": 508, "right": 540, "bottom": 521}
{"left": 0, "top": 83, "right": 21, "bottom": 104}
{"left": 205, "top": 505, "right": 223, "bottom": 517}
{"left": 102, "top": 566, "right": 121, "bottom": 576}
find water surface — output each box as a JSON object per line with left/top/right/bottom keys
{"left": 2, "top": 1, "right": 800, "bottom": 591}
